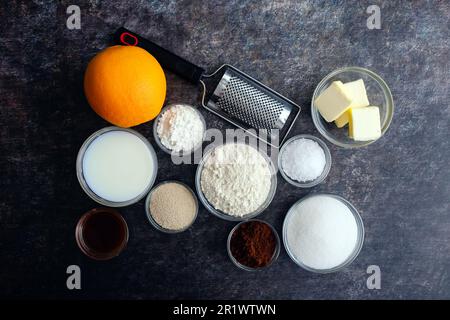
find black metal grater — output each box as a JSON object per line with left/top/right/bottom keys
{"left": 115, "top": 28, "right": 301, "bottom": 147}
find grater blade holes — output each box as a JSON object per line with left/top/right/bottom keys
{"left": 215, "top": 76, "right": 286, "bottom": 130}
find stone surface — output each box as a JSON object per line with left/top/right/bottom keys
{"left": 0, "top": 0, "right": 449, "bottom": 299}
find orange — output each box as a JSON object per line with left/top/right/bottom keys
{"left": 84, "top": 45, "right": 166, "bottom": 127}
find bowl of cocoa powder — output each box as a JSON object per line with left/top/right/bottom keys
{"left": 227, "top": 219, "right": 280, "bottom": 271}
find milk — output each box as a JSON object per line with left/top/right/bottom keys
{"left": 82, "top": 130, "right": 155, "bottom": 202}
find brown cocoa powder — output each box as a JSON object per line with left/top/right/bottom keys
{"left": 230, "top": 220, "right": 277, "bottom": 268}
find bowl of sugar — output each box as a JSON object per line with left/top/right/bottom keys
{"left": 283, "top": 193, "right": 364, "bottom": 273}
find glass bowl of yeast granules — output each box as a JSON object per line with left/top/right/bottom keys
{"left": 145, "top": 181, "right": 198, "bottom": 233}
{"left": 227, "top": 219, "right": 280, "bottom": 271}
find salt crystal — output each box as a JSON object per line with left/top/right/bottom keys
{"left": 281, "top": 138, "right": 326, "bottom": 182}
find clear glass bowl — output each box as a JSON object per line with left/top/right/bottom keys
{"left": 153, "top": 104, "right": 206, "bottom": 156}
{"left": 311, "top": 66, "right": 394, "bottom": 148}
{"left": 76, "top": 126, "right": 158, "bottom": 207}
{"left": 278, "top": 134, "right": 332, "bottom": 188}
{"left": 75, "top": 207, "right": 129, "bottom": 261}
{"left": 145, "top": 180, "right": 198, "bottom": 234}
{"left": 195, "top": 143, "right": 277, "bottom": 221}
{"left": 282, "top": 193, "right": 365, "bottom": 273}
{"left": 227, "top": 219, "right": 280, "bottom": 271}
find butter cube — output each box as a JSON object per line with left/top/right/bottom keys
{"left": 345, "top": 79, "right": 370, "bottom": 108}
{"left": 314, "top": 81, "right": 352, "bottom": 122}
{"left": 349, "top": 106, "right": 381, "bottom": 141}
{"left": 334, "top": 79, "right": 370, "bottom": 128}
{"left": 335, "top": 110, "right": 350, "bottom": 128}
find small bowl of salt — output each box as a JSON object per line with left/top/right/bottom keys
{"left": 153, "top": 103, "right": 206, "bottom": 156}
{"left": 278, "top": 134, "right": 332, "bottom": 188}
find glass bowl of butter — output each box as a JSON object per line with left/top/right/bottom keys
{"left": 311, "top": 67, "right": 394, "bottom": 148}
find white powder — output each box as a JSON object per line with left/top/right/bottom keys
{"left": 157, "top": 104, "right": 204, "bottom": 152}
{"left": 281, "top": 138, "right": 326, "bottom": 182}
{"left": 200, "top": 144, "right": 272, "bottom": 217}
{"left": 286, "top": 195, "right": 358, "bottom": 270}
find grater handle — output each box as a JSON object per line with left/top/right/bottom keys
{"left": 114, "top": 27, "right": 205, "bottom": 84}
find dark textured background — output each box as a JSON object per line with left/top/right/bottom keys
{"left": 0, "top": 0, "right": 449, "bottom": 299}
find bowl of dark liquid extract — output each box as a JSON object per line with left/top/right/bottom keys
{"left": 75, "top": 207, "right": 129, "bottom": 260}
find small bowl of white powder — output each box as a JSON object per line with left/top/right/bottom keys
{"left": 283, "top": 193, "right": 364, "bottom": 273}
{"left": 153, "top": 104, "right": 206, "bottom": 156}
{"left": 278, "top": 134, "right": 331, "bottom": 188}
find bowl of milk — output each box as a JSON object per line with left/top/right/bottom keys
{"left": 76, "top": 127, "right": 158, "bottom": 207}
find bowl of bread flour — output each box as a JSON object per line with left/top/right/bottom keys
{"left": 196, "top": 143, "right": 277, "bottom": 221}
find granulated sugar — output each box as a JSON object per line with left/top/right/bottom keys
{"left": 281, "top": 138, "right": 326, "bottom": 182}
{"left": 286, "top": 195, "right": 358, "bottom": 270}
